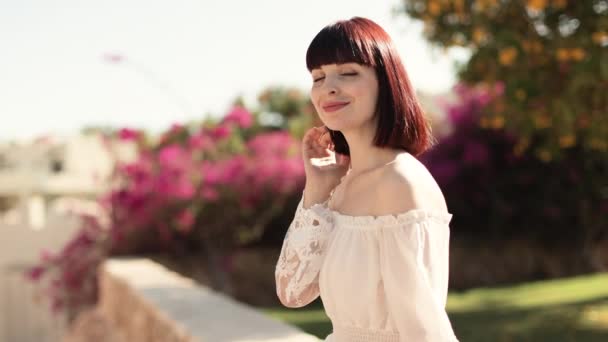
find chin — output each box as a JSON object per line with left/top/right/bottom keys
{"left": 319, "top": 115, "right": 342, "bottom": 129}
{"left": 324, "top": 118, "right": 362, "bottom": 133}
{"left": 322, "top": 121, "right": 345, "bottom": 132}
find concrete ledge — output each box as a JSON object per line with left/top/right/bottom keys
{"left": 69, "top": 258, "right": 319, "bottom": 342}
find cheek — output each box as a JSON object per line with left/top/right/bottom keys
{"left": 310, "top": 89, "right": 321, "bottom": 111}
{"left": 310, "top": 89, "right": 329, "bottom": 120}
{"left": 309, "top": 87, "right": 318, "bottom": 102}
{"left": 352, "top": 84, "right": 377, "bottom": 113}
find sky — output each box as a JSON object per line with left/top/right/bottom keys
{"left": 0, "top": 0, "right": 470, "bottom": 141}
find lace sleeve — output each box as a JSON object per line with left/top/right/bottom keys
{"left": 275, "top": 191, "right": 334, "bottom": 308}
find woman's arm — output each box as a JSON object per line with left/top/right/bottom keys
{"left": 275, "top": 190, "right": 334, "bottom": 308}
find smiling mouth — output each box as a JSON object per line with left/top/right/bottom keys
{"left": 323, "top": 102, "right": 349, "bottom": 113}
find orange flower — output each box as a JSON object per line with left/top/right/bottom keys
{"left": 592, "top": 32, "right": 608, "bottom": 45}
{"left": 454, "top": 0, "right": 465, "bottom": 14}
{"left": 570, "top": 48, "right": 586, "bottom": 61}
{"left": 556, "top": 48, "right": 570, "bottom": 62}
{"left": 537, "top": 149, "right": 552, "bottom": 162}
{"left": 527, "top": 0, "right": 548, "bottom": 11}
{"left": 499, "top": 47, "right": 518, "bottom": 66}
{"left": 428, "top": 1, "right": 441, "bottom": 16}
{"left": 556, "top": 48, "right": 586, "bottom": 61}
{"left": 491, "top": 115, "right": 505, "bottom": 129}
{"left": 559, "top": 134, "right": 576, "bottom": 148}
{"left": 523, "top": 40, "right": 544, "bottom": 53}
{"left": 473, "top": 28, "right": 487, "bottom": 44}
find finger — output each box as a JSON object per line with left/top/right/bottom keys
{"left": 320, "top": 132, "right": 332, "bottom": 147}
{"left": 304, "top": 127, "right": 330, "bottom": 153}
{"left": 311, "top": 138, "right": 331, "bottom": 154}
{"left": 307, "top": 127, "right": 324, "bottom": 142}
{"left": 311, "top": 129, "right": 329, "bottom": 147}
{"left": 303, "top": 128, "right": 320, "bottom": 146}
{"left": 303, "top": 137, "right": 329, "bottom": 157}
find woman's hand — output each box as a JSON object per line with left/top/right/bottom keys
{"left": 301, "top": 126, "right": 350, "bottom": 206}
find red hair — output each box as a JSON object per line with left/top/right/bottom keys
{"left": 306, "top": 17, "right": 433, "bottom": 157}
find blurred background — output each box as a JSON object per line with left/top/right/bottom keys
{"left": 1, "top": 0, "right": 607, "bottom": 341}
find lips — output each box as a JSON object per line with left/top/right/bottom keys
{"left": 322, "top": 101, "right": 350, "bottom": 113}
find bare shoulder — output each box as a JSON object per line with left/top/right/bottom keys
{"left": 373, "top": 153, "right": 448, "bottom": 214}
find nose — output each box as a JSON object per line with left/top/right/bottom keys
{"left": 322, "top": 76, "right": 339, "bottom": 96}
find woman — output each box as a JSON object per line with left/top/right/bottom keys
{"left": 275, "top": 17, "right": 459, "bottom": 341}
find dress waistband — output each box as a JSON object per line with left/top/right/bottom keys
{"left": 332, "top": 324, "right": 400, "bottom": 342}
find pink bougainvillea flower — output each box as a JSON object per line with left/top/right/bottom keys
{"left": 189, "top": 131, "right": 214, "bottom": 151}
{"left": 117, "top": 128, "right": 141, "bottom": 141}
{"left": 102, "top": 53, "right": 125, "bottom": 64}
{"left": 210, "top": 125, "right": 232, "bottom": 141}
{"left": 247, "top": 131, "right": 294, "bottom": 157}
{"left": 219, "top": 155, "right": 248, "bottom": 185}
{"left": 158, "top": 144, "right": 187, "bottom": 168}
{"left": 176, "top": 209, "right": 195, "bottom": 233}
{"left": 174, "top": 181, "right": 196, "bottom": 200}
{"left": 200, "top": 160, "right": 222, "bottom": 186}
{"left": 222, "top": 106, "right": 254, "bottom": 129}
{"left": 26, "top": 266, "right": 46, "bottom": 281}
{"left": 201, "top": 187, "right": 220, "bottom": 201}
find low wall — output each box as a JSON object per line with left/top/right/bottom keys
{"left": 65, "top": 258, "right": 319, "bottom": 342}
{"left": 0, "top": 218, "right": 79, "bottom": 342}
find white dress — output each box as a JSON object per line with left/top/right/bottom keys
{"left": 275, "top": 188, "right": 460, "bottom": 342}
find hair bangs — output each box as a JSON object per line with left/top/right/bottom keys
{"left": 306, "top": 21, "right": 377, "bottom": 71}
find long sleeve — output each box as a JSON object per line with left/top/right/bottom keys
{"left": 379, "top": 216, "right": 459, "bottom": 342}
{"left": 275, "top": 191, "right": 334, "bottom": 308}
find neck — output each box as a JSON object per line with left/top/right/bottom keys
{"left": 341, "top": 125, "right": 403, "bottom": 175}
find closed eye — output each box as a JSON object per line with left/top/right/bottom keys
{"left": 341, "top": 72, "right": 358, "bottom": 76}
{"left": 313, "top": 76, "right": 325, "bottom": 82}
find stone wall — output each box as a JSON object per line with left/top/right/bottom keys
{"left": 64, "top": 258, "right": 319, "bottom": 342}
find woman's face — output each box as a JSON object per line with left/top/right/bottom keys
{"left": 309, "top": 63, "right": 379, "bottom": 133}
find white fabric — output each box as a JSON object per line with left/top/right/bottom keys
{"left": 275, "top": 190, "right": 459, "bottom": 342}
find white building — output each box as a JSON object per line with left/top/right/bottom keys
{"left": 0, "top": 133, "right": 136, "bottom": 227}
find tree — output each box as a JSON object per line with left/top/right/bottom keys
{"left": 255, "top": 86, "right": 318, "bottom": 139}
{"left": 400, "top": 0, "right": 608, "bottom": 161}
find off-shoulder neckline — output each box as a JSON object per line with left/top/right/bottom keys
{"left": 315, "top": 154, "right": 452, "bottom": 228}
{"left": 330, "top": 207, "right": 452, "bottom": 227}
{"left": 308, "top": 200, "right": 453, "bottom": 228}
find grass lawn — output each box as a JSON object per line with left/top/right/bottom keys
{"left": 261, "top": 272, "right": 608, "bottom": 341}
